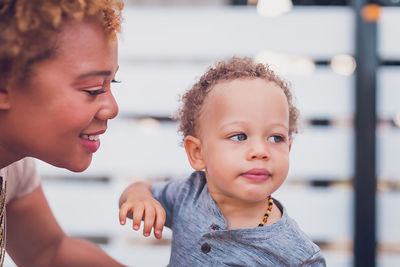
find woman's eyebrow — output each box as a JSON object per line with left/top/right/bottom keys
{"left": 76, "top": 70, "right": 112, "bottom": 80}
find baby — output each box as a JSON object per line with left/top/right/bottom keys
{"left": 119, "top": 57, "right": 326, "bottom": 266}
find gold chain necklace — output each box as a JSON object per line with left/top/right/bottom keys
{"left": 0, "top": 176, "right": 6, "bottom": 266}
{"left": 258, "top": 195, "right": 273, "bottom": 227}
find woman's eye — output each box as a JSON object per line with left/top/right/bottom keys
{"left": 267, "top": 135, "right": 285, "bottom": 143}
{"left": 84, "top": 88, "right": 106, "bottom": 96}
{"left": 229, "top": 133, "right": 247, "bottom": 141}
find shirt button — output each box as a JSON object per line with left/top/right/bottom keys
{"left": 210, "top": 224, "right": 220, "bottom": 230}
{"left": 201, "top": 243, "right": 211, "bottom": 254}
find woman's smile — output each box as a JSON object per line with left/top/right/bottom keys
{"left": 79, "top": 129, "right": 106, "bottom": 153}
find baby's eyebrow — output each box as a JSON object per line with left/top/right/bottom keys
{"left": 219, "top": 121, "right": 246, "bottom": 130}
{"left": 269, "top": 122, "right": 289, "bottom": 129}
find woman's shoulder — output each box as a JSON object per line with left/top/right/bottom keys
{"left": 5, "top": 157, "right": 35, "bottom": 172}
{"left": 5, "top": 157, "right": 41, "bottom": 205}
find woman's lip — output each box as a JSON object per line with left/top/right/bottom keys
{"left": 80, "top": 137, "right": 100, "bottom": 153}
{"left": 81, "top": 129, "right": 106, "bottom": 136}
{"left": 241, "top": 168, "right": 271, "bottom": 182}
{"left": 79, "top": 129, "right": 105, "bottom": 153}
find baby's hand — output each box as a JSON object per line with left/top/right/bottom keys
{"left": 119, "top": 190, "right": 166, "bottom": 239}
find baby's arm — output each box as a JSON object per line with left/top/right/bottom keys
{"left": 119, "top": 182, "right": 166, "bottom": 239}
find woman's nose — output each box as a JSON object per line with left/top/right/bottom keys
{"left": 96, "top": 91, "right": 119, "bottom": 121}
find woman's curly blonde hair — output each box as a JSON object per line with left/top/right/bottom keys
{"left": 177, "top": 57, "right": 300, "bottom": 139}
{"left": 0, "top": 0, "right": 124, "bottom": 88}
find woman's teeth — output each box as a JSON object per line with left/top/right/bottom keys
{"left": 81, "top": 134, "right": 99, "bottom": 141}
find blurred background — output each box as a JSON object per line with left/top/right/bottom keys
{"left": 5, "top": 0, "right": 400, "bottom": 266}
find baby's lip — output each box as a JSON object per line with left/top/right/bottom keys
{"left": 242, "top": 168, "right": 271, "bottom": 176}
{"left": 241, "top": 168, "right": 271, "bottom": 182}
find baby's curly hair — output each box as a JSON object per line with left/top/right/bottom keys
{"left": 177, "top": 57, "right": 300, "bottom": 139}
{"left": 0, "top": 0, "right": 124, "bottom": 88}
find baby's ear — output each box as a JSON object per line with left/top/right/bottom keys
{"left": 0, "top": 88, "right": 11, "bottom": 110}
{"left": 184, "top": 135, "right": 206, "bottom": 171}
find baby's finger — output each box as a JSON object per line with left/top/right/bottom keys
{"left": 132, "top": 203, "right": 144, "bottom": 231}
{"left": 119, "top": 203, "right": 131, "bottom": 225}
{"left": 154, "top": 206, "right": 166, "bottom": 239}
{"left": 143, "top": 203, "right": 156, "bottom": 237}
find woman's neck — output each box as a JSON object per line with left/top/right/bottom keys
{"left": 0, "top": 145, "right": 23, "bottom": 169}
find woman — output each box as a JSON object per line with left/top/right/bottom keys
{"left": 0, "top": 0, "right": 124, "bottom": 266}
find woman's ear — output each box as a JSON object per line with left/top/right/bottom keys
{"left": 184, "top": 135, "right": 206, "bottom": 171}
{"left": 0, "top": 88, "right": 11, "bottom": 110}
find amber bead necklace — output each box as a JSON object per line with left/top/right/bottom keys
{"left": 258, "top": 195, "right": 274, "bottom": 227}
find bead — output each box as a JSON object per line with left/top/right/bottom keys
{"left": 258, "top": 195, "right": 273, "bottom": 227}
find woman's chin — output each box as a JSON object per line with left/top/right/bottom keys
{"left": 51, "top": 156, "right": 92, "bottom": 173}
{"left": 67, "top": 164, "right": 90, "bottom": 173}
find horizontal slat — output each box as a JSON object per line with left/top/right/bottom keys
{"left": 35, "top": 120, "right": 190, "bottom": 177}
{"left": 37, "top": 122, "right": 354, "bottom": 180}
{"left": 377, "top": 67, "right": 400, "bottom": 119}
{"left": 42, "top": 179, "right": 400, "bottom": 243}
{"left": 114, "top": 62, "right": 207, "bottom": 116}
{"left": 114, "top": 64, "right": 355, "bottom": 118}
{"left": 120, "top": 6, "right": 354, "bottom": 59}
{"left": 286, "top": 70, "right": 354, "bottom": 119}
{"left": 37, "top": 122, "right": 400, "bottom": 181}
{"left": 378, "top": 128, "right": 400, "bottom": 181}
{"left": 274, "top": 186, "right": 352, "bottom": 241}
{"left": 42, "top": 180, "right": 354, "bottom": 240}
{"left": 378, "top": 7, "right": 400, "bottom": 59}
{"left": 102, "top": 244, "right": 171, "bottom": 267}
{"left": 377, "top": 191, "right": 400, "bottom": 243}
{"left": 41, "top": 180, "right": 177, "bottom": 238}
{"left": 42, "top": 181, "right": 120, "bottom": 236}
{"left": 288, "top": 127, "right": 353, "bottom": 180}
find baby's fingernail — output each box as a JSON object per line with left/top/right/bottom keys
{"left": 155, "top": 229, "right": 161, "bottom": 234}
{"left": 133, "top": 225, "right": 139, "bottom": 230}
{"left": 120, "top": 220, "right": 125, "bottom": 225}
{"left": 144, "top": 233, "right": 150, "bottom": 237}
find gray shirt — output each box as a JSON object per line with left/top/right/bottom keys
{"left": 152, "top": 171, "right": 326, "bottom": 267}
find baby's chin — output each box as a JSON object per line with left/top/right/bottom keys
{"left": 242, "top": 189, "right": 273, "bottom": 202}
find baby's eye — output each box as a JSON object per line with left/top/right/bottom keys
{"left": 229, "top": 133, "right": 247, "bottom": 141}
{"left": 83, "top": 88, "right": 106, "bottom": 96}
{"left": 267, "top": 135, "right": 285, "bottom": 143}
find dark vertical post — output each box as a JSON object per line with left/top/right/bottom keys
{"left": 353, "top": 1, "right": 378, "bottom": 266}
{"left": 230, "top": 0, "right": 247, "bottom": 5}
